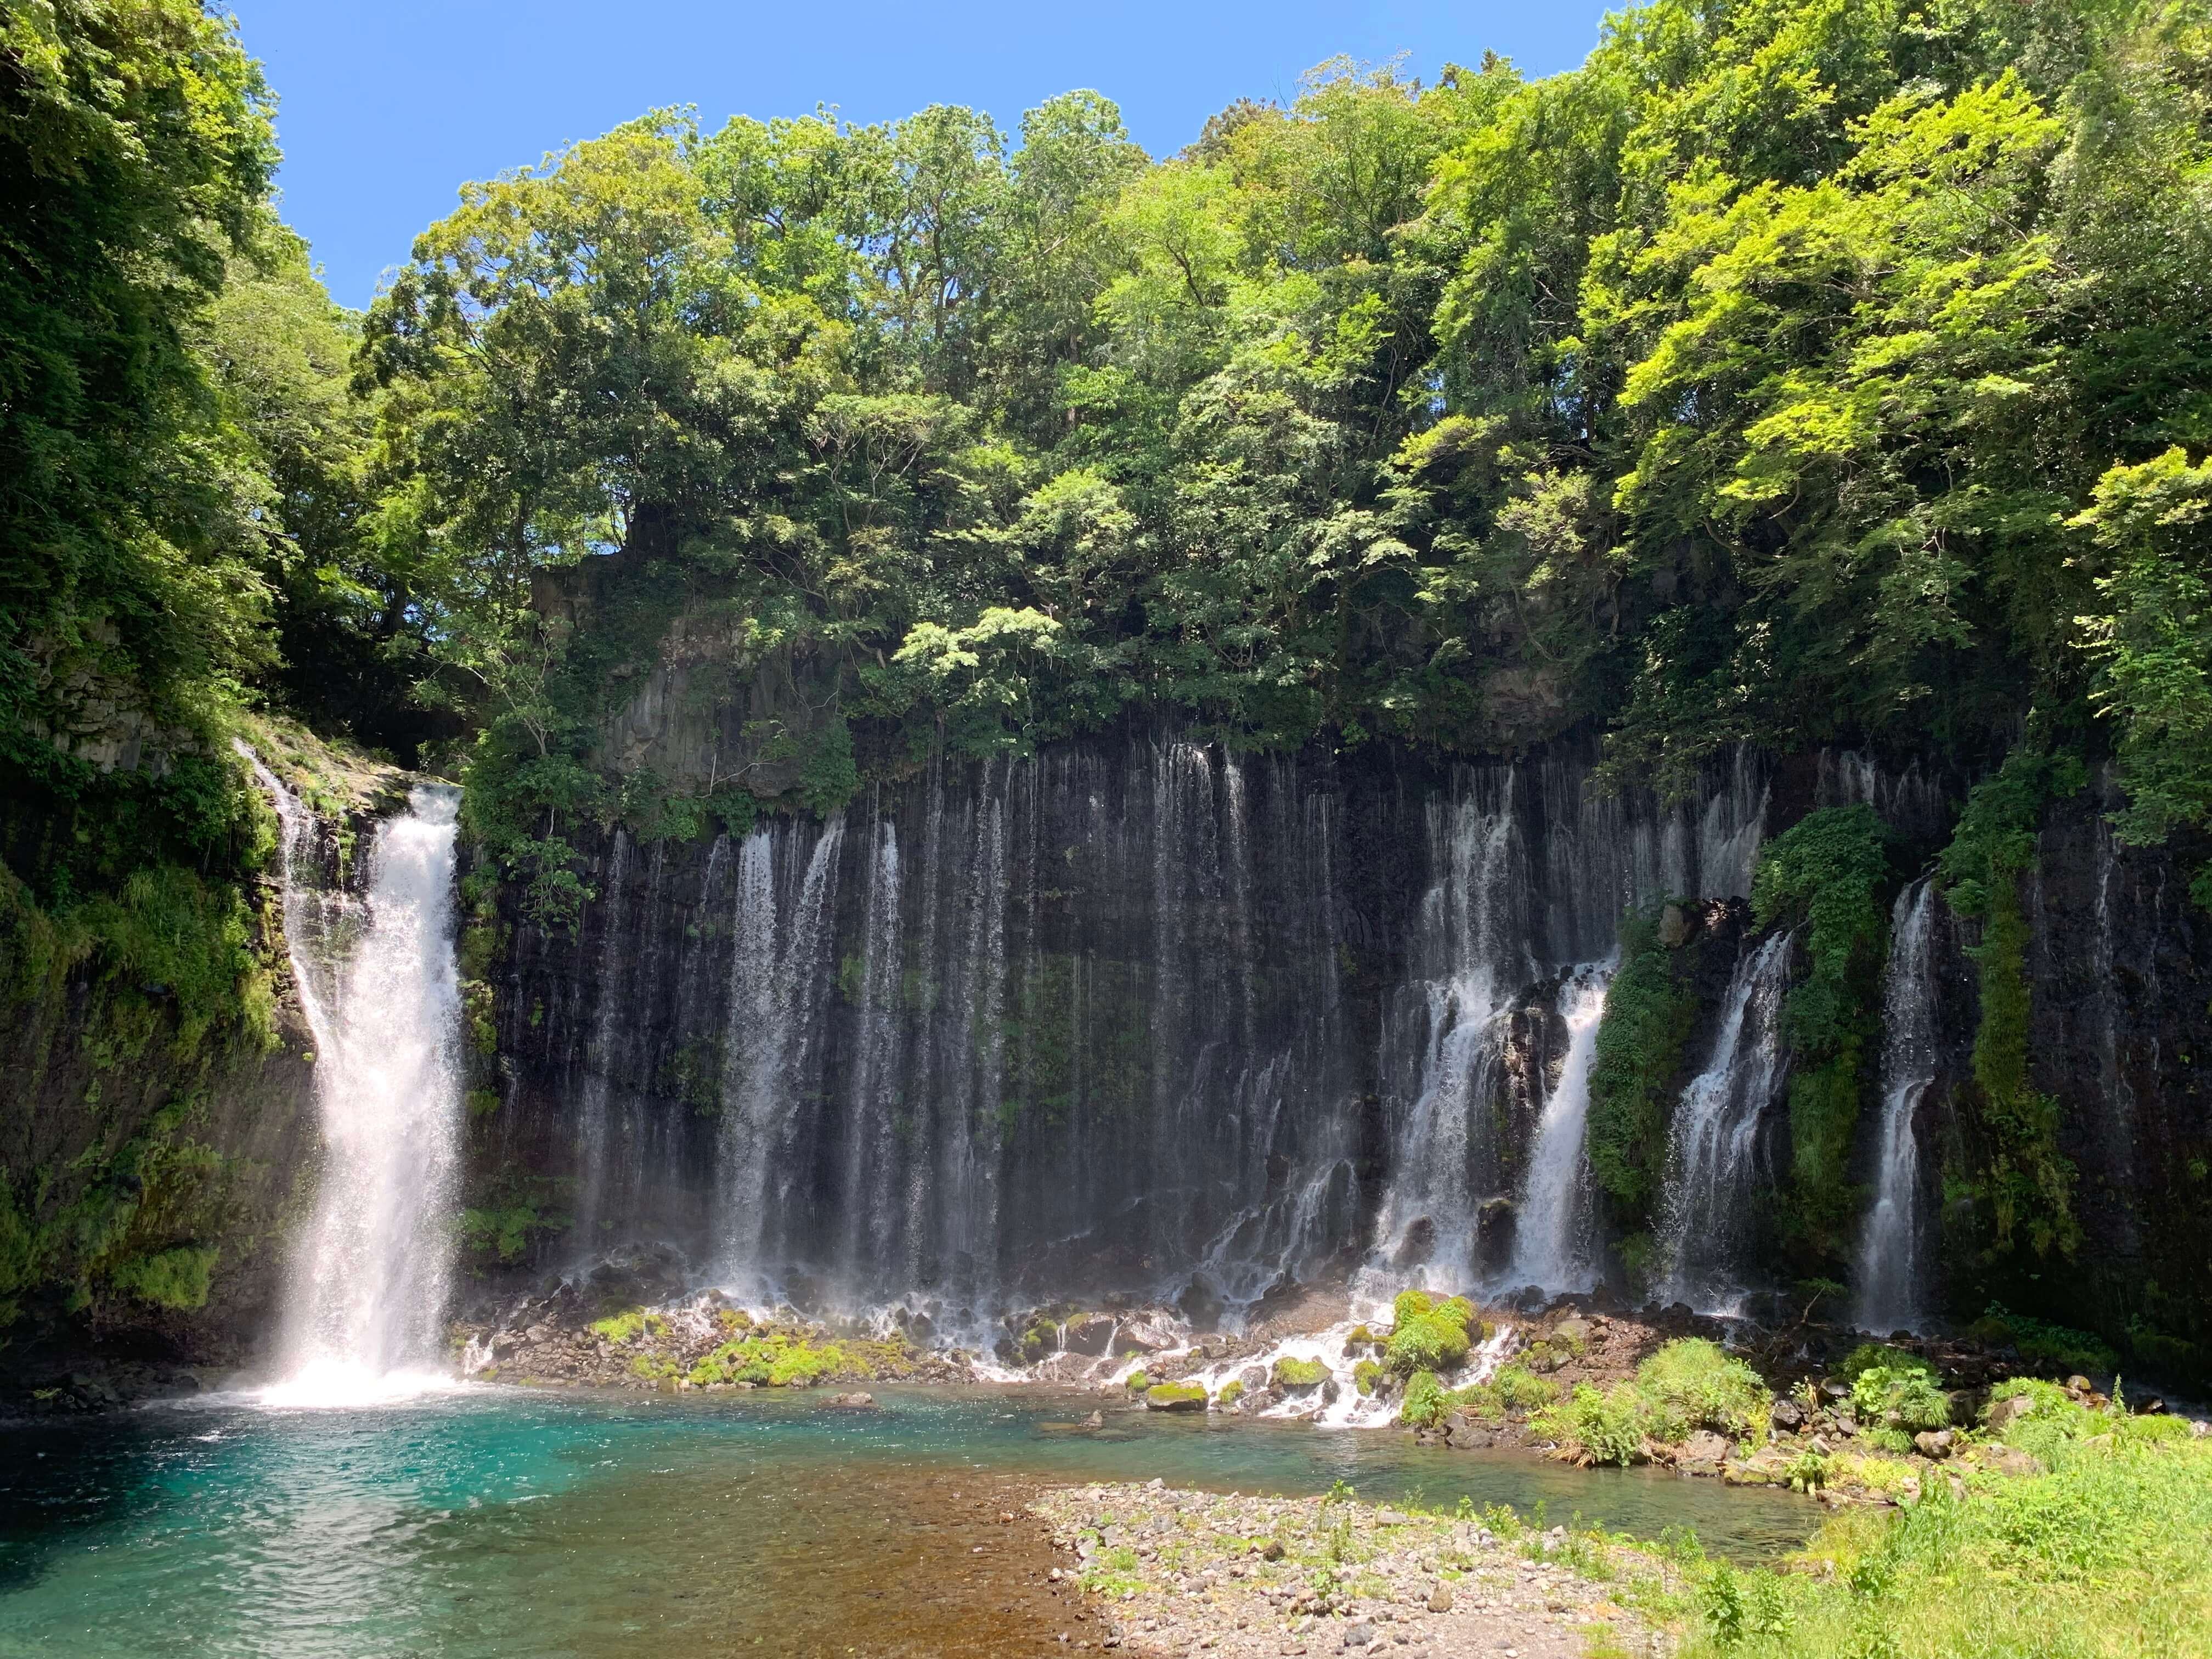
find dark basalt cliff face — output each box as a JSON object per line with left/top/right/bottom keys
{"left": 455, "top": 725, "right": 2212, "bottom": 1379}
{"left": 0, "top": 891, "right": 320, "bottom": 1398}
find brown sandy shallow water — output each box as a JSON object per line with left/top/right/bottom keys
{"left": 465, "top": 1458, "right": 1088, "bottom": 1657}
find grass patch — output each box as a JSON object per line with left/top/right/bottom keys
{"left": 1677, "top": 1386, "right": 2212, "bottom": 1657}
{"left": 589, "top": 1307, "right": 670, "bottom": 1344}
{"left": 684, "top": 1328, "right": 906, "bottom": 1387}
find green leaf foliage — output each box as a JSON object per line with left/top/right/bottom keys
{"left": 1752, "top": 805, "right": 1893, "bottom": 1261}
{"left": 1587, "top": 907, "right": 1702, "bottom": 1227}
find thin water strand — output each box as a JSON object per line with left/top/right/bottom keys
{"left": 1508, "top": 960, "right": 1613, "bottom": 1293}
{"left": 1658, "top": 930, "right": 1795, "bottom": 1310}
{"left": 1855, "top": 879, "right": 1938, "bottom": 1333}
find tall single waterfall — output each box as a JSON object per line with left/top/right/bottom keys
{"left": 716, "top": 817, "right": 847, "bottom": 1300}
{"left": 1855, "top": 878, "right": 1939, "bottom": 1333}
{"left": 245, "top": 751, "right": 465, "bottom": 1404}
{"left": 1658, "top": 930, "right": 1795, "bottom": 1309}
{"left": 1507, "top": 961, "right": 1614, "bottom": 1293}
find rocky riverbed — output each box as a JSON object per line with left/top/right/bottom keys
{"left": 1031, "top": 1481, "right": 1670, "bottom": 1658}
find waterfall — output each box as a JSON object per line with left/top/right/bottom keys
{"left": 242, "top": 748, "right": 465, "bottom": 1404}
{"left": 523, "top": 736, "right": 1788, "bottom": 1338}
{"left": 715, "top": 819, "right": 845, "bottom": 1299}
{"left": 571, "top": 828, "right": 632, "bottom": 1260}
{"left": 1854, "top": 878, "right": 1938, "bottom": 1333}
{"left": 1507, "top": 961, "right": 1613, "bottom": 1293}
{"left": 1371, "top": 783, "right": 1528, "bottom": 1283}
{"left": 838, "top": 810, "right": 906, "bottom": 1288}
{"left": 1658, "top": 930, "right": 1795, "bottom": 1309}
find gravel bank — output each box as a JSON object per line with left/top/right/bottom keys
{"left": 1032, "top": 1481, "right": 1671, "bottom": 1657}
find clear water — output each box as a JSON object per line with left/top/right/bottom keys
{"left": 0, "top": 1386, "right": 1813, "bottom": 1656}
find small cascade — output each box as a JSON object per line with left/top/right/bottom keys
{"left": 1161, "top": 1316, "right": 1519, "bottom": 1428}
{"left": 1658, "top": 930, "right": 1795, "bottom": 1310}
{"left": 1855, "top": 879, "right": 1939, "bottom": 1333}
{"left": 2090, "top": 815, "right": 2142, "bottom": 1245}
{"left": 1506, "top": 961, "right": 1613, "bottom": 1294}
{"left": 242, "top": 747, "right": 466, "bottom": 1405}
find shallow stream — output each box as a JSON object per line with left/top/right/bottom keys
{"left": 0, "top": 1384, "right": 1813, "bottom": 1657}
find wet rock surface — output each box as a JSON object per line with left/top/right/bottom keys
{"left": 452, "top": 1280, "right": 975, "bottom": 1391}
{"left": 1032, "top": 1482, "right": 1663, "bottom": 1658}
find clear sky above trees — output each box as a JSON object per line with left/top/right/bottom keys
{"left": 228, "top": 0, "right": 1613, "bottom": 307}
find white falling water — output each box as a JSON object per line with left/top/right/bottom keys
{"left": 571, "top": 828, "right": 631, "bottom": 1261}
{"left": 1371, "top": 788, "right": 1527, "bottom": 1283}
{"left": 1506, "top": 961, "right": 1614, "bottom": 1294}
{"left": 839, "top": 814, "right": 905, "bottom": 1286}
{"left": 715, "top": 819, "right": 844, "bottom": 1298}
{"left": 1855, "top": 879, "right": 1939, "bottom": 1333}
{"left": 242, "top": 748, "right": 466, "bottom": 1406}
{"left": 1658, "top": 930, "right": 1795, "bottom": 1310}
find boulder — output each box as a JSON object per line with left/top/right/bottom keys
{"left": 1677, "top": 1430, "right": 1732, "bottom": 1474}
{"left": 1770, "top": 1397, "right": 1804, "bottom": 1432}
{"left": 1144, "top": 1382, "right": 1208, "bottom": 1412}
{"left": 1987, "top": 1393, "right": 2034, "bottom": 1433}
{"left": 1062, "top": 1313, "right": 1119, "bottom": 1357}
{"left": 1965, "top": 1444, "right": 2045, "bottom": 1477}
{"left": 1914, "top": 1429, "right": 1955, "bottom": 1459}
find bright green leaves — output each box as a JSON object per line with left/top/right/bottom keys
{"left": 2072, "top": 448, "right": 2212, "bottom": 860}
{"left": 1610, "top": 77, "right": 2068, "bottom": 727}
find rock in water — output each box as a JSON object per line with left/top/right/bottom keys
{"left": 827, "top": 1391, "right": 877, "bottom": 1408}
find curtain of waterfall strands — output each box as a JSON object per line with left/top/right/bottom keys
{"left": 242, "top": 747, "right": 465, "bottom": 1404}
{"left": 545, "top": 738, "right": 1823, "bottom": 1332}
{"left": 1365, "top": 747, "right": 1770, "bottom": 1296}
{"left": 1855, "top": 877, "right": 1939, "bottom": 1333}
{"left": 570, "top": 828, "right": 631, "bottom": 1261}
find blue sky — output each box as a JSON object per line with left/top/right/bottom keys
{"left": 228, "top": 1, "right": 1618, "bottom": 310}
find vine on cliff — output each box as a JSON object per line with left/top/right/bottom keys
{"left": 1586, "top": 907, "right": 1701, "bottom": 1234}
{"left": 1937, "top": 749, "right": 2090, "bottom": 1260}
{"left": 1751, "top": 805, "right": 1894, "bottom": 1263}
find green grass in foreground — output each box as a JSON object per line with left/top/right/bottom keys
{"left": 1665, "top": 1381, "right": 2212, "bottom": 1659}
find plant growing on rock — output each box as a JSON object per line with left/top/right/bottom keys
{"left": 1531, "top": 1339, "right": 1770, "bottom": 1466}
{"left": 1399, "top": 1370, "right": 1448, "bottom": 1427}
{"left": 1385, "top": 1289, "right": 1476, "bottom": 1375}
{"left": 1272, "top": 1356, "right": 1330, "bottom": 1389}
